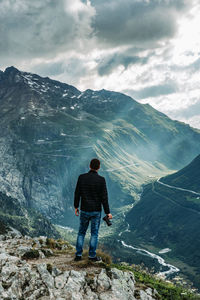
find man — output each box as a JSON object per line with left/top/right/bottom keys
{"left": 74, "top": 158, "right": 112, "bottom": 262}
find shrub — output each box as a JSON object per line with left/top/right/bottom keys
{"left": 46, "top": 237, "right": 56, "bottom": 249}
{"left": 96, "top": 250, "right": 112, "bottom": 265}
{"left": 47, "top": 263, "right": 53, "bottom": 274}
{"left": 22, "top": 249, "right": 40, "bottom": 259}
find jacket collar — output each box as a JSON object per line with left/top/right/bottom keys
{"left": 89, "top": 170, "right": 98, "bottom": 174}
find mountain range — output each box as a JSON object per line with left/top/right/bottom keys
{"left": 0, "top": 66, "right": 200, "bottom": 289}
{"left": 0, "top": 66, "right": 200, "bottom": 229}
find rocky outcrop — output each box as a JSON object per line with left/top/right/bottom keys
{"left": 0, "top": 230, "right": 158, "bottom": 300}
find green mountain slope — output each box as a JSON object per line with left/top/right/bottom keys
{"left": 160, "top": 154, "right": 200, "bottom": 192}
{"left": 125, "top": 154, "right": 200, "bottom": 289}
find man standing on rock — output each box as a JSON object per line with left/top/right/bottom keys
{"left": 74, "top": 158, "right": 112, "bottom": 262}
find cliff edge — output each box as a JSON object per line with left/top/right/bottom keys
{"left": 0, "top": 229, "right": 198, "bottom": 300}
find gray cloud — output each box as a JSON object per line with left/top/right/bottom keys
{"left": 186, "top": 57, "right": 200, "bottom": 73}
{"left": 1, "top": 0, "right": 199, "bottom": 132}
{"left": 91, "top": 0, "right": 191, "bottom": 47}
{"left": 97, "top": 51, "right": 151, "bottom": 76}
{"left": 0, "top": 0, "right": 95, "bottom": 62}
{"left": 31, "top": 58, "right": 89, "bottom": 87}
{"left": 174, "top": 101, "right": 200, "bottom": 119}
{"left": 171, "top": 56, "right": 200, "bottom": 73}
{"left": 125, "top": 82, "right": 178, "bottom": 100}
{"left": 31, "top": 62, "right": 65, "bottom": 77}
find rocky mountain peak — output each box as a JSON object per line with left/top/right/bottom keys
{"left": 0, "top": 70, "right": 3, "bottom": 79}
{"left": 1, "top": 66, "right": 24, "bottom": 85}
{"left": 4, "top": 66, "right": 20, "bottom": 74}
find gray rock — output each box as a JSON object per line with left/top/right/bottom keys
{"left": 0, "top": 253, "right": 20, "bottom": 266}
{"left": 111, "top": 267, "right": 127, "bottom": 279}
{"left": 99, "top": 290, "right": 136, "bottom": 300}
{"left": 37, "top": 263, "right": 55, "bottom": 289}
{"left": 55, "top": 271, "right": 69, "bottom": 289}
{"left": 97, "top": 269, "right": 111, "bottom": 292}
{"left": 9, "top": 227, "right": 22, "bottom": 238}
{"left": 52, "top": 266, "right": 63, "bottom": 277}
{"left": 0, "top": 282, "right": 4, "bottom": 293}
{"left": 0, "top": 235, "right": 160, "bottom": 300}
{"left": 25, "top": 286, "right": 49, "bottom": 300}
{"left": 64, "top": 270, "right": 86, "bottom": 292}
{"left": 32, "top": 238, "right": 41, "bottom": 247}
{"left": 55, "top": 276, "right": 66, "bottom": 290}
{"left": 0, "top": 290, "right": 16, "bottom": 299}
{"left": 109, "top": 268, "right": 136, "bottom": 300}
{"left": 24, "top": 235, "right": 32, "bottom": 240}
{"left": 140, "top": 289, "right": 156, "bottom": 300}
{"left": 146, "top": 288, "right": 153, "bottom": 296}
{"left": 83, "top": 287, "right": 99, "bottom": 300}
{"left": 38, "top": 236, "right": 47, "bottom": 243}
{"left": 38, "top": 250, "right": 46, "bottom": 259}
{"left": 16, "top": 245, "right": 32, "bottom": 256}
{"left": 41, "top": 248, "right": 54, "bottom": 258}
{"left": 0, "top": 235, "right": 6, "bottom": 241}
{"left": 0, "top": 243, "right": 6, "bottom": 253}
{"left": 7, "top": 279, "right": 23, "bottom": 299}
{"left": 1, "top": 262, "right": 18, "bottom": 280}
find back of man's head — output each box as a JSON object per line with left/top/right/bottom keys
{"left": 90, "top": 158, "right": 100, "bottom": 170}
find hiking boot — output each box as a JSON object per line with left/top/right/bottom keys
{"left": 74, "top": 256, "right": 82, "bottom": 261}
{"left": 89, "top": 256, "right": 102, "bottom": 262}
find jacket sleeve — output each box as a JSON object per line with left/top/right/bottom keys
{"left": 74, "top": 176, "right": 81, "bottom": 209}
{"left": 101, "top": 178, "right": 110, "bottom": 214}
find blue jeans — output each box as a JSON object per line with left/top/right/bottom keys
{"left": 76, "top": 211, "right": 101, "bottom": 258}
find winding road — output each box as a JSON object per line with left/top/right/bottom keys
{"left": 155, "top": 179, "right": 200, "bottom": 215}
{"left": 157, "top": 178, "right": 200, "bottom": 196}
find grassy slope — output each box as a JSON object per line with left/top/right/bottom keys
{"left": 161, "top": 154, "right": 200, "bottom": 192}
{"left": 125, "top": 181, "right": 200, "bottom": 289}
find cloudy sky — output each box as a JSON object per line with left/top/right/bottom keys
{"left": 1, "top": 0, "right": 200, "bottom": 129}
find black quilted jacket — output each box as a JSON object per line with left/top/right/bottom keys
{"left": 74, "top": 170, "right": 110, "bottom": 214}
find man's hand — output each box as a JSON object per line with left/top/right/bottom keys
{"left": 107, "top": 213, "right": 112, "bottom": 219}
{"left": 75, "top": 208, "right": 80, "bottom": 216}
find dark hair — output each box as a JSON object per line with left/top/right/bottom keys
{"left": 90, "top": 158, "right": 100, "bottom": 170}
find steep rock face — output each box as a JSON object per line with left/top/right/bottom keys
{"left": 0, "top": 191, "right": 60, "bottom": 238}
{"left": 0, "top": 66, "right": 200, "bottom": 226}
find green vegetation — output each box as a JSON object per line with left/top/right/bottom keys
{"left": 110, "top": 264, "right": 200, "bottom": 300}
{"left": 161, "top": 154, "right": 200, "bottom": 192}
{"left": 22, "top": 249, "right": 40, "bottom": 259}
{"left": 47, "top": 263, "right": 53, "bottom": 274}
{"left": 124, "top": 155, "right": 200, "bottom": 291}
{"left": 0, "top": 220, "right": 9, "bottom": 235}
{"left": 46, "top": 237, "right": 73, "bottom": 251}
